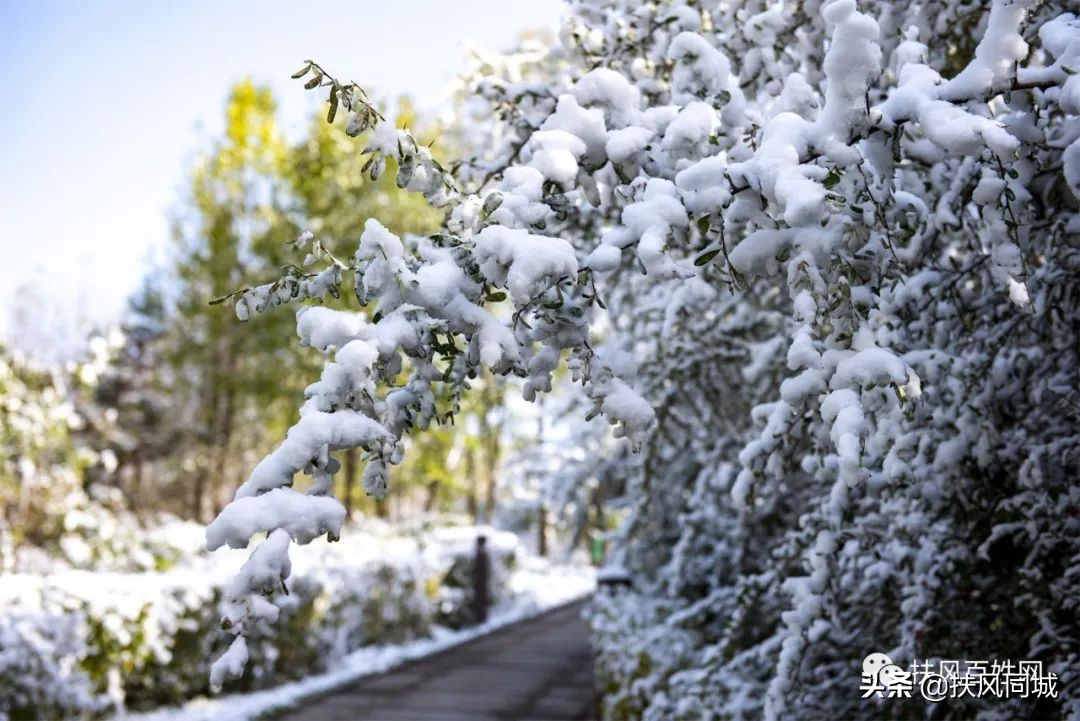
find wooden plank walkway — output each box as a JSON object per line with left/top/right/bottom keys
{"left": 273, "top": 600, "right": 597, "bottom": 721}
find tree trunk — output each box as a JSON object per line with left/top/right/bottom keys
{"left": 343, "top": 447, "right": 358, "bottom": 521}
{"left": 132, "top": 456, "right": 143, "bottom": 513}
{"left": 423, "top": 479, "right": 439, "bottom": 513}
{"left": 538, "top": 503, "right": 548, "bottom": 557}
{"left": 191, "top": 473, "right": 205, "bottom": 522}
{"left": 465, "top": 448, "right": 479, "bottom": 523}
{"left": 479, "top": 374, "right": 501, "bottom": 524}
{"left": 206, "top": 334, "right": 238, "bottom": 522}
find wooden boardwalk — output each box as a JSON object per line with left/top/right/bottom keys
{"left": 275, "top": 600, "right": 597, "bottom": 721}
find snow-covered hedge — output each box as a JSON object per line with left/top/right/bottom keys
{"left": 0, "top": 525, "right": 523, "bottom": 720}
{"left": 0, "top": 609, "right": 106, "bottom": 721}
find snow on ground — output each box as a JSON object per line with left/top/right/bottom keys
{"left": 119, "top": 561, "right": 594, "bottom": 721}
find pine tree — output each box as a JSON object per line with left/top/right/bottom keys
{"left": 77, "top": 279, "right": 177, "bottom": 512}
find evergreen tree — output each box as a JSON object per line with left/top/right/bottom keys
{"left": 77, "top": 279, "right": 176, "bottom": 512}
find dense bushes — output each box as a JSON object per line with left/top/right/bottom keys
{"left": 0, "top": 524, "right": 524, "bottom": 720}
{"left": 0, "top": 610, "right": 105, "bottom": 721}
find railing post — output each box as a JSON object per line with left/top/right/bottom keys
{"left": 472, "top": 534, "right": 490, "bottom": 624}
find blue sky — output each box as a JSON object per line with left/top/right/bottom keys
{"left": 0, "top": 0, "right": 563, "bottom": 357}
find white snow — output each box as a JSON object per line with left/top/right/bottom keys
{"left": 206, "top": 488, "right": 347, "bottom": 551}
{"left": 473, "top": 226, "right": 579, "bottom": 304}
{"left": 585, "top": 244, "right": 623, "bottom": 273}
{"left": 573, "top": 67, "right": 642, "bottom": 126}
{"left": 208, "top": 638, "right": 248, "bottom": 691}
{"left": 226, "top": 411, "right": 392, "bottom": 502}
{"left": 605, "top": 126, "right": 654, "bottom": 165}
{"left": 296, "top": 307, "right": 366, "bottom": 352}
{"left": 525, "top": 129, "right": 587, "bottom": 186}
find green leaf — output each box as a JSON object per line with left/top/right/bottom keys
{"left": 695, "top": 249, "right": 721, "bottom": 266}
{"left": 327, "top": 86, "right": 339, "bottom": 124}
{"left": 823, "top": 168, "right": 843, "bottom": 189}
{"left": 482, "top": 192, "right": 503, "bottom": 217}
{"left": 291, "top": 64, "right": 311, "bottom": 79}
{"left": 485, "top": 291, "right": 507, "bottom": 302}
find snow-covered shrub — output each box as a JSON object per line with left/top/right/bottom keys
{"left": 0, "top": 523, "right": 532, "bottom": 715}
{"left": 0, "top": 348, "right": 97, "bottom": 567}
{"left": 0, "top": 609, "right": 107, "bottom": 721}
{"left": 589, "top": 591, "right": 703, "bottom": 721}
{"left": 0, "top": 344, "right": 197, "bottom": 575}
{"left": 0, "top": 566, "right": 425, "bottom": 715}
{"left": 47, "top": 495, "right": 206, "bottom": 574}
{"left": 205, "top": 1, "right": 1080, "bottom": 719}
